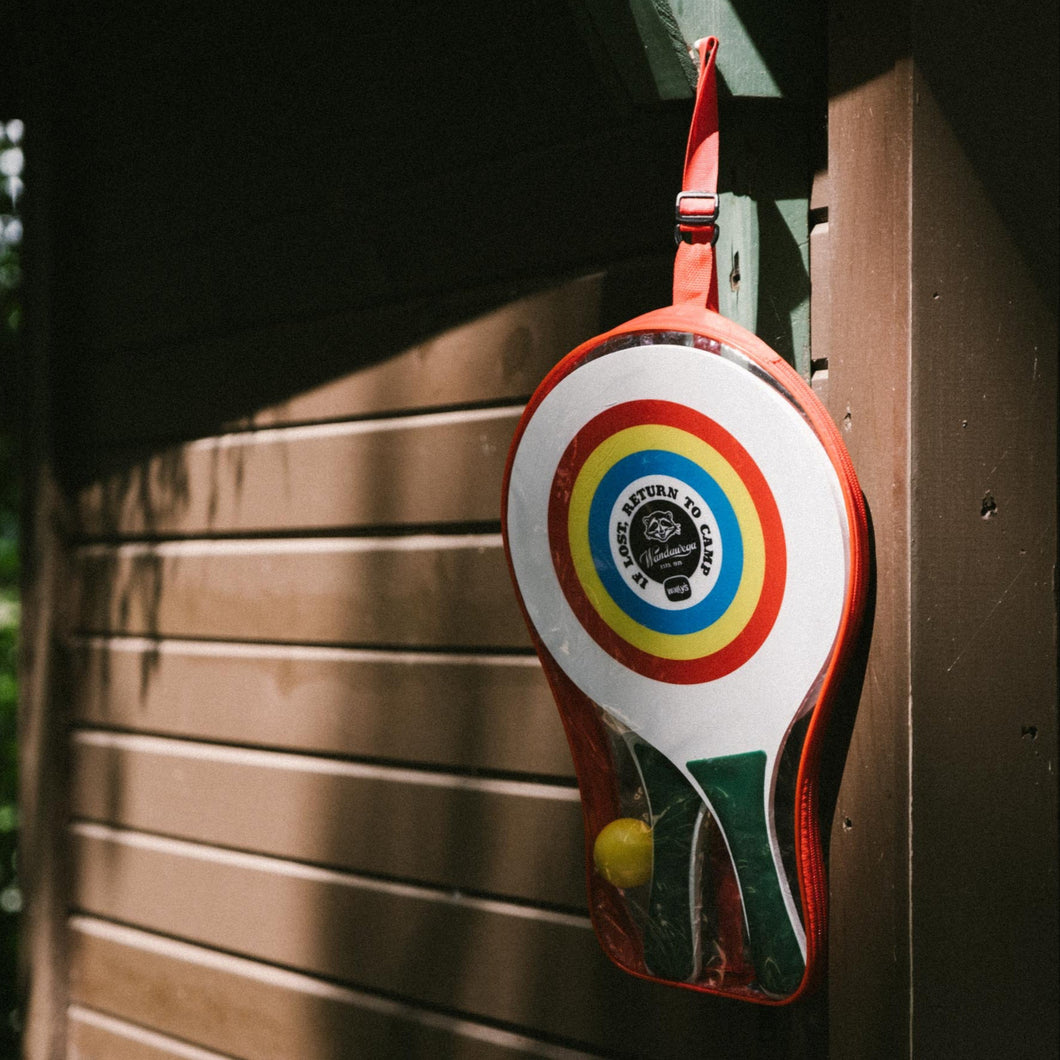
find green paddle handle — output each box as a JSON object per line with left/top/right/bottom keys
{"left": 687, "top": 751, "right": 805, "bottom": 996}
{"left": 628, "top": 740, "right": 705, "bottom": 981}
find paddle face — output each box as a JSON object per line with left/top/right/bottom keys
{"left": 503, "top": 318, "right": 864, "bottom": 1002}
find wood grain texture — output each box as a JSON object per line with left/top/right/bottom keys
{"left": 70, "top": 637, "right": 571, "bottom": 777}
{"left": 76, "top": 408, "right": 521, "bottom": 539}
{"left": 907, "top": 56, "right": 1059, "bottom": 1057}
{"left": 72, "top": 274, "right": 608, "bottom": 447}
{"left": 67, "top": 1005, "right": 233, "bottom": 1060}
{"left": 69, "top": 921, "right": 598, "bottom": 1060}
{"left": 75, "top": 536, "right": 530, "bottom": 649}
{"left": 69, "top": 828, "right": 773, "bottom": 1057}
{"left": 824, "top": 4, "right": 913, "bottom": 1054}
{"left": 70, "top": 731, "right": 585, "bottom": 908}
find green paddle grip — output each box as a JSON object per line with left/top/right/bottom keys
{"left": 687, "top": 751, "right": 805, "bottom": 996}
{"left": 628, "top": 740, "right": 705, "bottom": 981}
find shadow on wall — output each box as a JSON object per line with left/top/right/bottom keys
{"left": 65, "top": 258, "right": 848, "bottom": 1056}
{"left": 46, "top": 4, "right": 839, "bottom": 1048}
{"left": 828, "top": 0, "right": 1058, "bottom": 307}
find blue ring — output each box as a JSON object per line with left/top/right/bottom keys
{"left": 586, "top": 451, "right": 743, "bottom": 635}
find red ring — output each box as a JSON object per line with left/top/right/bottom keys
{"left": 548, "top": 400, "right": 786, "bottom": 683}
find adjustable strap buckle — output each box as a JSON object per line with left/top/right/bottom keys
{"left": 674, "top": 191, "right": 720, "bottom": 245}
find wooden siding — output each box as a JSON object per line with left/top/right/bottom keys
{"left": 69, "top": 731, "right": 586, "bottom": 907}
{"left": 60, "top": 274, "right": 599, "bottom": 1055}
{"left": 76, "top": 408, "right": 525, "bottom": 537}
{"left": 69, "top": 277, "right": 609, "bottom": 448}
{"left": 58, "top": 271, "right": 821, "bottom": 1056}
{"left": 68, "top": 922, "right": 600, "bottom": 1060}
{"left": 68, "top": 826, "right": 774, "bottom": 1058}
{"left": 70, "top": 638, "right": 568, "bottom": 775}
{"left": 22, "top": 0, "right": 825, "bottom": 1048}
{"left": 74, "top": 535, "right": 528, "bottom": 649}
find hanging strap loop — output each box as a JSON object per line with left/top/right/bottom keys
{"left": 673, "top": 36, "right": 721, "bottom": 310}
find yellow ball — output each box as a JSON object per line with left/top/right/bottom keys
{"left": 593, "top": 818, "right": 653, "bottom": 888}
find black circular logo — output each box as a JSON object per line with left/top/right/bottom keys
{"left": 627, "top": 500, "right": 701, "bottom": 587}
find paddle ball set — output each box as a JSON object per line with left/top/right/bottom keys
{"left": 502, "top": 39, "right": 869, "bottom": 1003}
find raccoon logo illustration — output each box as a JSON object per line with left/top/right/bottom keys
{"left": 642, "top": 509, "right": 681, "bottom": 544}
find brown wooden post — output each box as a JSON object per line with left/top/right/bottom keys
{"left": 824, "top": 1, "right": 1058, "bottom": 1056}
{"left": 824, "top": 7, "right": 915, "bottom": 1056}
{"left": 908, "top": 3, "right": 1058, "bottom": 1052}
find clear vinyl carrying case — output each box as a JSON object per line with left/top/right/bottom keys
{"left": 501, "top": 38, "right": 869, "bottom": 1004}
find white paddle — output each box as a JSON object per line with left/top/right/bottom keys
{"left": 505, "top": 332, "right": 852, "bottom": 996}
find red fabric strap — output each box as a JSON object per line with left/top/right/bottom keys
{"left": 673, "top": 37, "right": 720, "bottom": 311}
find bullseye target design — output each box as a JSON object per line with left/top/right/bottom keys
{"left": 506, "top": 336, "right": 849, "bottom": 719}
{"left": 548, "top": 400, "right": 786, "bottom": 683}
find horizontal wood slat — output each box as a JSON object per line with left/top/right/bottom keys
{"left": 70, "top": 638, "right": 571, "bottom": 776}
{"left": 76, "top": 536, "right": 530, "bottom": 649}
{"left": 75, "top": 275, "right": 610, "bottom": 445}
{"left": 70, "top": 827, "right": 761, "bottom": 1056}
{"left": 70, "top": 732, "right": 585, "bottom": 908}
{"left": 69, "top": 920, "right": 597, "bottom": 1060}
{"left": 65, "top": 118, "right": 683, "bottom": 357}
{"left": 76, "top": 407, "right": 522, "bottom": 539}
{"left": 67, "top": 1005, "right": 232, "bottom": 1060}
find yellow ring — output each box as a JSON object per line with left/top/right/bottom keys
{"left": 566, "top": 424, "right": 766, "bottom": 661}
